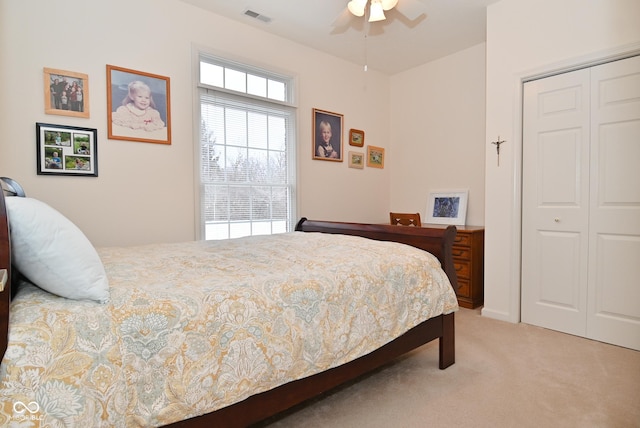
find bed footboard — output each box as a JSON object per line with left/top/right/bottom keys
{"left": 295, "top": 218, "right": 459, "bottom": 293}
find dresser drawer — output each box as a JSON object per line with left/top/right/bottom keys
{"left": 423, "top": 225, "right": 484, "bottom": 309}
{"left": 454, "top": 260, "right": 470, "bottom": 280}
{"left": 456, "top": 278, "right": 470, "bottom": 298}
{"left": 454, "top": 233, "right": 473, "bottom": 247}
{"left": 451, "top": 246, "right": 471, "bottom": 260}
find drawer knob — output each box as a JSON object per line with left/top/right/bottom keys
{"left": 554, "top": 217, "right": 560, "bottom": 223}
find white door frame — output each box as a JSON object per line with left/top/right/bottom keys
{"left": 509, "top": 43, "right": 640, "bottom": 323}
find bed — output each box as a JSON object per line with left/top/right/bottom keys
{"left": 0, "top": 182, "right": 458, "bottom": 427}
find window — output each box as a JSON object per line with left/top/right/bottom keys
{"left": 198, "top": 54, "right": 297, "bottom": 240}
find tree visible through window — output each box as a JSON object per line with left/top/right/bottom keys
{"left": 198, "top": 55, "right": 296, "bottom": 240}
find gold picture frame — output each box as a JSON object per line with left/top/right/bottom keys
{"left": 349, "top": 128, "right": 364, "bottom": 147}
{"left": 366, "top": 145, "right": 385, "bottom": 169}
{"left": 348, "top": 151, "right": 365, "bottom": 169}
{"left": 107, "top": 65, "right": 171, "bottom": 145}
{"left": 43, "top": 67, "right": 89, "bottom": 118}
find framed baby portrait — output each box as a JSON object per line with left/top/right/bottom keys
{"left": 312, "top": 108, "right": 343, "bottom": 162}
{"left": 43, "top": 67, "right": 90, "bottom": 118}
{"left": 366, "top": 145, "right": 385, "bottom": 169}
{"left": 107, "top": 65, "right": 171, "bottom": 145}
{"left": 36, "top": 123, "right": 98, "bottom": 177}
{"left": 349, "top": 128, "right": 365, "bottom": 147}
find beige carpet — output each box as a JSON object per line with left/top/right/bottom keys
{"left": 257, "top": 307, "right": 640, "bottom": 428}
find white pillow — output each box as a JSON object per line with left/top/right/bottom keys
{"left": 5, "top": 197, "right": 109, "bottom": 303}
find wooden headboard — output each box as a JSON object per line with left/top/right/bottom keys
{"left": 0, "top": 187, "right": 11, "bottom": 359}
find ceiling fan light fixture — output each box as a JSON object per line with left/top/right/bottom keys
{"left": 380, "top": 0, "right": 399, "bottom": 11}
{"left": 368, "top": 0, "right": 386, "bottom": 22}
{"left": 347, "top": 0, "right": 367, "bottom": 17}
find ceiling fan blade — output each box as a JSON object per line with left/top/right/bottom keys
{"left": 330, "top": 7, "right": 365, "bottom": 35}
{"left": 381, "top": 0, "right": 399, "bottom": 11}
{"left": 395, "top": 0, "right": 426, "bottom": 21}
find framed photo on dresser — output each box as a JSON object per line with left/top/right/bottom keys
{"left": 426, "top": 190, "right": 468, "bottom": 225}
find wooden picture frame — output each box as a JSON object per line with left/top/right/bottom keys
{"left": 348, "top": 151, "right": 365, "bottom": 169}
{"left": 349, "top": 128, "right": 365, "bottom": 147}
{"left": 43, "top": 68, "right": 89, "bottom": 118}
{"left": 366, "top": 145, "right": 385, "bottom": 169}
{"left": 36, "top": 123, "right": 98, "bottom": 177}
{"left": 426, "top": 190, "right": 469, "bottom": 225}
{"left": 107, "top": 65, "right": 171, "bottom": 145}
{"left": 312, "top": 108, "right": 343, "bottom": 161}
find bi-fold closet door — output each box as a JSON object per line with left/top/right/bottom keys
{"left": 521, "top": 55, "right": 640, "bottom": 351}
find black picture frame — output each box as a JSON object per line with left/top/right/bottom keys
{"left": 36, "top": 123, "right": 98, "bottom": 177}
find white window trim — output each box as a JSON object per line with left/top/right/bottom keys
{"left": 193, "top": 47, "right": 298, "bottom": 240}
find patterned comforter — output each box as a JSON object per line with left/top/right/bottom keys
{"left": 0, "top": 232, "right": 458, "bottom": 427}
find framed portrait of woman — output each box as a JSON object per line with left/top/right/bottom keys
{"left": 107, "top": 65, "right": 171, "bottom": 145}
{"left": 312, "top": 108, "right": 343, "bottom": 162}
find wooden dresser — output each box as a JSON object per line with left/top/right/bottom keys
{"left": 423, "top": 224, "right": 485, "bottom": 309}
{"left": 450, "top": 226, "right": 484, "bottom": 309}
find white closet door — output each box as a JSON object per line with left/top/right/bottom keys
{"left": 522, "top": 69, "right": 591, "bottom": 336}
{"left": 522, "top": 55, "right": 640, "bottom": 350}
{"left": 587, "top": 56, "right": 640, "bottom": 350}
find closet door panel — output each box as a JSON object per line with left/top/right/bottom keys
{"left": 587, "top": 55, "right": 640, "bottom": 350}
{"left": 521, "top": 69, "right": 590, "bottom": 336}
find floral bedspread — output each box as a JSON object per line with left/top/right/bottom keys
{"left": 0, "top": 232, "right": 458, "bottom": 427}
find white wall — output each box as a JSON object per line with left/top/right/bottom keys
{"left": 0, "top": 0, "right": 391, "bottom": 247}
{"left": 390, "top": 44, "right": 486, "bottom": 226}
{"left": 483, "top": 0, "right": 640, "bottom": 322}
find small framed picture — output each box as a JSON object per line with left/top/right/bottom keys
{"left": 107, "top": 65, "right": 171, "bottom": 144}
{"left": 366, "top": 145, "right": 385, "bottom": 169}
{"left": 426, "top": 190, "right": 469, "bottom": 225}
{"left": 312, "top": 108, "right": 343, "bottom": 161}
{"left": 348, "top": 151, "right": 365, "bottom": 169}
{"left": 349, "top": 128, "right": 365, "bottom": 147}
{"left": 36, "top": 123, "right": 98, "bottom": 177}
{"left": 43, "top": 67, "right": 89, "bottom": 118}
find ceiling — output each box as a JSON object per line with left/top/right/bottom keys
{"left": 180, "top": 0, "right": 501, "bottom": 75}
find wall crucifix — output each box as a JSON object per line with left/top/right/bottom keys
{"left": 491, "top": 136, "right": 506, "bottom": 166}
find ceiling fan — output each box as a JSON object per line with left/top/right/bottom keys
{"left": 346, "top": 0, "right": 426, "bottom": 22}
{"left": 348, "top": 0, "right": 398, "bottom": 22}
{"left": 332, "top": 0, "right": 427, "bottom": 35}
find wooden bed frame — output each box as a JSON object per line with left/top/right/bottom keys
{"left": 0, "top": 189, "right": 458, "bottom": 428}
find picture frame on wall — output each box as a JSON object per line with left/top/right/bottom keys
{"left": 36, "top": 122, "right": 98, "bottom": 177}
{"left": 348, "top": 151, "right": 365, "bottom": 169}
{"left": 107, "top": 65, "right": 171, "bottom": 145}
{"left": 312, "top": 108, "right": 343, "bottom": 161}
{"left": 426, "top": 190, "right": 469, "bottom": 225}
{"left": 349, "top": 128, "right": 365, "bottom": 147}
{"left": 366, "top": 145, "right": 385, "bottom": 169}
{"left": 43, "top": 67, "right": 90, "bottom": 118}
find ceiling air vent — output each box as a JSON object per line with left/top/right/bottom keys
{"left": 244, "top": 9, "right": 272, "bottom": 24}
